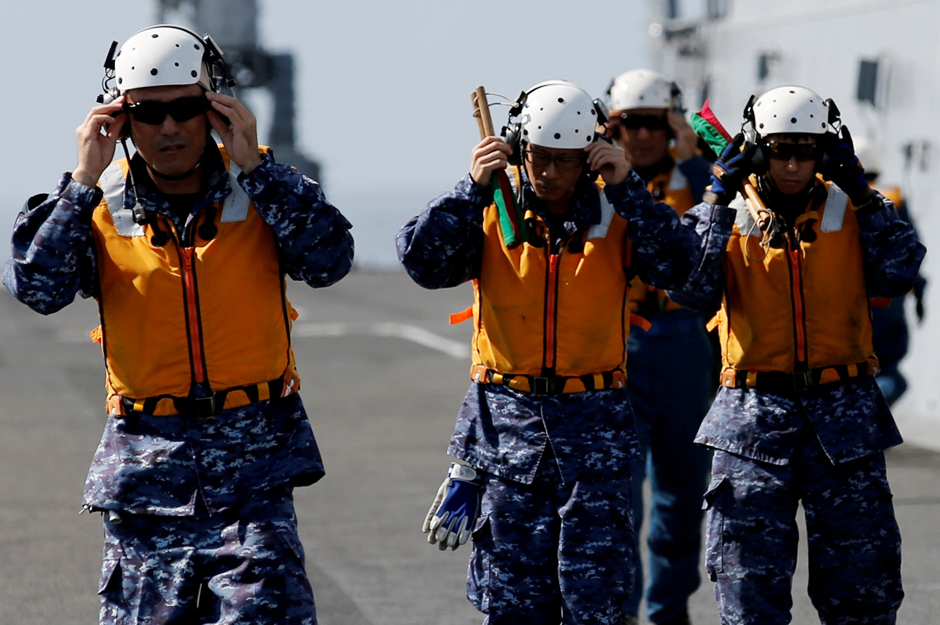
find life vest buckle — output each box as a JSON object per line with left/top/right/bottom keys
{"left": 792, "top": 370, "right": 813, "bottom": 392}
{"left": 531, "top": 376, "right": 551, "bottom": 396}
{"left": 186, "top": 395, "right": 218, "bottom": 419}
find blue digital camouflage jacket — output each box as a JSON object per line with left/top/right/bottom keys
{"left": 397, "top": 169, "right": 734, "bottom": 484}
{"left": 667, "top": 195, "right": 926, "bottom": 466}
{"left": 3, "top": 147, "right": 354, "bottom": 515}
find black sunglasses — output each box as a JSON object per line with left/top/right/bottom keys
{"left": 524, "top": 147, "right": 587, "bottom": 171}
{"left": 763, "top": 140, "right": 819, "bottom": 162}
{"left": 620, "top": 113, "right": 670, "bottom": 131}
{"left": 124, "top": 96, "right": 211, "bottom": 125}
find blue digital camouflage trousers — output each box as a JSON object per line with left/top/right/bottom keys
{"left": 703, "top": 431, "right": 903, "bottom": 625}
{"left": 98, "top": 488, "right": 316, "bottom": 624}
{"left": 467, "top": 464, "right": 634, "bottom": 625}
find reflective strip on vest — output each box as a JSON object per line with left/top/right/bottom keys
{"left": 668, "top": 165, "right": 688, "bottom": 192}
{"left": 99, "top": 162, "right": 145, "bottom": 237}
{"left": 587, "top": 192, "right": 615, "bottom": 240}
{"left": 820, "top": 183, "right": 848, "bottom": 233}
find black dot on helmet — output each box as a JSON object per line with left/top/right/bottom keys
{"left": 773, "top": 114, "right": 777, "bottom": 118}
{"left": 640, "top": 95, "right": 645, "bottom": 100}
{"left": 523, "top": 129, "right": 528, "bottom": 135}
{"left": 175, "top": 44, "right": 181, "bottom": 48}
{"left": 575, "top": 129, "right": 579, "bottom": 133}
{"left": 117, "top": 77, "right": 123, "bottom": 84}
{"left": 174, "top": 62, "right": 180, "bottom": 67}
{"left": 789, "top": 90, "right": 795, "bottom": 93}
{"left": 151, "top": 34, "right": 159, "bottom": 39}
{"left": 558, "top": 98, "right": 564, "bottom": 103}
{"left": 151, "top": 68, "right": 158, "bottom": 76}
{"left": 821, "top": 123, "right": 826, "bottom": 128}
{"left": 759, "top": 123, "right": 764, "bottom": 128}
{"left": 191, "top": 70, "right": 198, "bottom": 78}
{"left": 585, "top": 136, "right": 591, "bottom": 142}
{"left": 538, "top": 126, "right": 542, "bottom": 129}
{"left": 116, "top": 50, "right": 122, "bottom": 57}
{"left": 577, "top": 111, "right": 581, "bottom": 115}
{"left": 195, "top": 44, "right": 201, "bottom": 50}
{"left": 810, "top": 114, "right": 814, "bottom": 118}
{"left": 554, "top": 133, "right": 561, "bottom": 139}
{"left": 131, "top": 66, "right": 135, "bottom": 70}
{"left": 791, "top": 117, "right": 797, "bottom": 123}
{"left": 540, "top": 107, "right": 544, "bottom": 111}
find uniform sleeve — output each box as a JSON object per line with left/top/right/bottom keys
{"left": 676, "top": 156, "right": 713, "bottom": 204}
{"left": 857, "top": 195, "right": 927, "bottom": 298}
{"left": 3, "top": 174, "right": 101, "bottom": 315}
{"left": 605, "top": 171, "right": 734, "bottom": 293}
{"left": 664, "top": 201, "right": 736, "bottom": 315}
{"left": 396, "top": 174, "right": 489, "bottom": 289}
{"left": 240, "top": 154, "right": 354, "bottom": 288}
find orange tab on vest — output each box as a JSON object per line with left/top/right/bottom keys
{"left": 706, "top": 314, "right": 720, "bottom": 332}
{"left": 450, "top": 305, "right": 474, "bottom": 325}
{"left": 90, "top": 326, "right": 103, "bottom": 344}
{"left": 869, "top": 297, "right": 891, "bottom": 309}
{"left": 630, "top": 314, "right": 652, "bottom": 332}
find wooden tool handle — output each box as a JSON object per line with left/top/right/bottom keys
{"left": 742, "top": 182, "right": 772, "bottom": 230}
{"left": 471, "top": 86, "right": 496, "bottom": 139}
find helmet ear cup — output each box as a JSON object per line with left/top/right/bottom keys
{"left": 751, "top": 142, "right": 768, "bottom": 175}
{"left": 501, "top": 122, "right": 523, "bottom": 166}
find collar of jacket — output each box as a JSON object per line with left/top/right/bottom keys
{"left": 125, "top": 141, "right": 238, "bottom": 221}
{"left": 518, "top": 167, "right": 603, "bottom": 231}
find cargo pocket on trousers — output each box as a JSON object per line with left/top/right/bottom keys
{"left": 702, "top": 476, "right": 731, "bottom": 582}
{"left": 98, "top": 556, "right": 122, "bottom": 596}
{"left": 467, "top": 514, "right": 493, "bottom": 612}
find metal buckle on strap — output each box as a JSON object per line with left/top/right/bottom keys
{"left": 191, "top": 395, "right": 217, "bottom": 419}
{"left": 792, "top": 371, "right": 813, "bottom": 392}
{"left": 531, "top": 376, "right": 551, "bottom": 396}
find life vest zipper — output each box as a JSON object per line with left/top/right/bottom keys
{"left": 786, "top": 244, "right": 808, "bottom": 366}
{"left": 544, "top": 253, "right": 560, "bottom": 371}
{"left": 180, "top": 247, "right": 208, "bottom": 385}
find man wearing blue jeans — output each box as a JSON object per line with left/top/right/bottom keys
{"left": 606, "top": 69, "right": 714, "bottom": 625}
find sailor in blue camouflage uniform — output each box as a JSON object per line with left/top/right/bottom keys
{"left": 3, "top": 25, "right": 353, "bottom": 625}
{"left": 666, "top": 86, "right": 925, "bottom": 625}
{"left": 397, "top": 81, "right": 732, "bottom": 625}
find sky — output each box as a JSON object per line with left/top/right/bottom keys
{"left": 0, "top": 0, "right": 653, "bottom": 267}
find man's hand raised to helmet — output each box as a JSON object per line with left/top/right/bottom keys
{"left": 72, "top": 98, "right": 127, "bottom": 188}
{"left": 206, "top": 92, "right": 262, "bottom": 175}
{"left": 586, "top": 140, "right": 630, "bottom": 186}
{"left": 470, "top": 136, "right": 513, "bottom": 187}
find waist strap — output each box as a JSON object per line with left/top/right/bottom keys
{"left": 108, "top": 370, "right": 299, "bottom": 418}
{"left": 470, "top": 364, "right": 626, "bottom": 395}
{"left": 719, "top": 359, "right": 878, "bottom": 394}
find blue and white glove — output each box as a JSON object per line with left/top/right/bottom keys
{"left": 705, "top": 133, "right": 757, "bottom": 206}
{"left": 422, "top": 462, "right": 481, "bottom": 551}
{"left": 822, "top": 125, "right": 875, "bottom": 208}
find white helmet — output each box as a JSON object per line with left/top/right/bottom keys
{"left": 751, "top": 85, "right": 829, "bottom": 137}
{"left": 518, "top": 80, "right": 605, "bottom": 149}
{"left": 608, "top": 69, "right": 675, "bottom": 111}
{"left": 853, "top": 136, "right": 881, "bottom": 176}
{"left": 114, "top": 25, "right": 214, "bottom": 94}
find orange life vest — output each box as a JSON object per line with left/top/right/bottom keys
{"left": 90, "top": 146, "right": 298, "bottom": 415}
{"left": 627, "top": 161, "right": 696, "bottom": 313}
{"left": 712, "top": 176, "right": 876, "bottom": 381}
{"left": 469, "top": 168, "right": 632, "bottom": 390}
